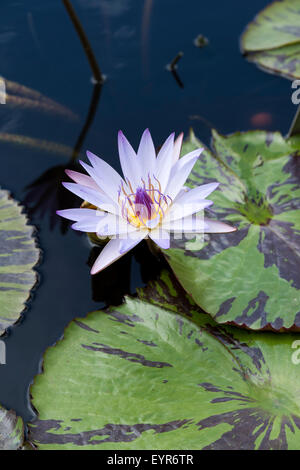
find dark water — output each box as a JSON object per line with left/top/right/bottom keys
{"left": 0, "top": 0, "right": 296, "bottom": 423}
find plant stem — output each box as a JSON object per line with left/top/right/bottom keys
{"left": 62, "top": 0, "right": 104, "bottom": 84}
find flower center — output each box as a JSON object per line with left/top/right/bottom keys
{"left": 135, "top": 187, "right": 153, "bottom": 219}
{"left": 119, "top": 176, "right": 172, "bottom": 228}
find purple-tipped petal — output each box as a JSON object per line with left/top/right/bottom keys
{"left": 86, "top": 151, "right": 124, "bottom": 201}
{"left": 65, "top": 169, "right": 100, "bottom": 191}
{"left": 62, "top": 182, "right": 117, "bottom": 214}
{"left": 79, "top": 159, "right": 117, "bottom": 204}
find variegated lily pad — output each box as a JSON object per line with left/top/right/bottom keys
{"left": 164, "top": 129, "right": 300, "bottom": 331}
{"left": 27, "top": 271, "right": 300, "bottom": 450}
{"left": 0, "top": 189, "right": 39, "bottom": 335}
{"left": 0, "top": 404, "right": 24, "bottom": 450}
{"left": 241, "top": 0, "right": 300, "bottom": 80}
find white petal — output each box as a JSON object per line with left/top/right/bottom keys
{"left": 118, "top": 131, "right": 139, "bottom": 188}
{"left": 165, "top": 148, "right": 203, "bottom": 201}
{"left": 65, "top": 169, "right": 101, "bottom": 191}
{"left": 79, "top": 160, "right": 119, "bottom": 207}
{"left": 167, "top": 199, "right": 213, "bottom": 222}
{"left": 156, "top": 132, "right": 175, "bottom": 192}
{"left": 119, "top": 231, "right": 147, "bottom": 252}
{"left": 174, "top": 186, "right": 189, "bottom": 199}
{"left": 72, "top": 217, "right": 103, "bottom": 232}
{"left": 145, "top": 215, "right": 160, "bottom": 229}
{"left": 149, "top": 228, "right": 170, "bottom": 249}
{"left": 56, "top": 208, "right": 102, "bottom": 221}
{"left": 204, "top": 219, "right": 237, "bottom": 233}
{"left": 96, "top": 214, "right": 138, "bottom": 237}
{"left": 172, "top": 132, "right": 183, "bottom": 164}
{"left": 161, "top": 215, "right": 207, "bottom": 232}
{"left": 91, "top": 232, "right": 147, "bottom": 274}
{"left": 174, "top": 182, "right": 219, "bottom": 205}
{"left": 62, "top": 183, "right": 118, "bottom": 214}
{"left": 137, "top": 128, "right": 156, "bottom": 181}
{"left": 85, "top": 151, "right": 124, "bottom": 202}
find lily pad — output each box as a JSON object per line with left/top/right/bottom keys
{"left": 0, "top": 189, "right": 39, "bottom": 335}
{"left": 0, "top": 404, "right": 24, "bottom": 450}
{"left": 241, "top": 0, "right": 300, "bottom": 80}
{"left": 28, "top": 271, "right": 300, "bottom": 450}
{"left": 163, "top": 129, "right": 300, "bottom": 331}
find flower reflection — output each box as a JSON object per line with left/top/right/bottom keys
{"left": 24, "top": 163, "right": 82, "bottom": 233}
{"left": 88, "top": 239, "right": 167, "bottom": 306}
{"left": 23, "top": 80, "right": 102, "bottom": 232}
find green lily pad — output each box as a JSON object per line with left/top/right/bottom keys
{"left": 163, "top": 129, "right": 300, "bottom": 331}
{"left": 241, "top": 0, "right": 300, "bottom": 80}
{"left": 0, "top": 404, "right": 24, "bottom": 449}
{"left": 0, "top": 189, "right": 39, "bottom": 335}
{"left": 27, "top": 271, "right": 300, "bottom": 450}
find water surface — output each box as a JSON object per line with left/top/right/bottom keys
{"left": 0, "top": 0, "right": 295, "bottom": 422}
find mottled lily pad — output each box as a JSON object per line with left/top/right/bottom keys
{"left": 0, "top": 404, "right": 24, "bottom": 450}
{"left": 241, "top": 0, "right": 300, "bottom": 80}
{"left": 164, "top": 129, "right": 300, "bottom": 331}
{"left": 28, "top": 271, "right": 300, "bottom": 450}
{"left": 0, "top": 189, "right": 39, "bottom": 335}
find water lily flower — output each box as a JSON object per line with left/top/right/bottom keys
{"left": 57, "top": 129, "right": 236, "bottom": 274}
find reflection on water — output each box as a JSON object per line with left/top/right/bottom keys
{"left": 71, "top": 83, "right": 102, "bottom": 160}
{"left": 24, "top": 163, "right": 80, "bottom": 232}
{"left": 89, "top": 240, "right": 167, "bottom": 306}
{"left": 24, "top": 80, "right": 103, "bottom": 232}
{"left": 0, "top": 0, "right": 295, "bottom": 422}
{"left": 25, "top": 1, "right": 104, "bottom": 232}
{"left": 166, "top": 51, "right": 184, "bottom": 88}
{"left": 1, "top": 77, "right": 77, "bottom": 120}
